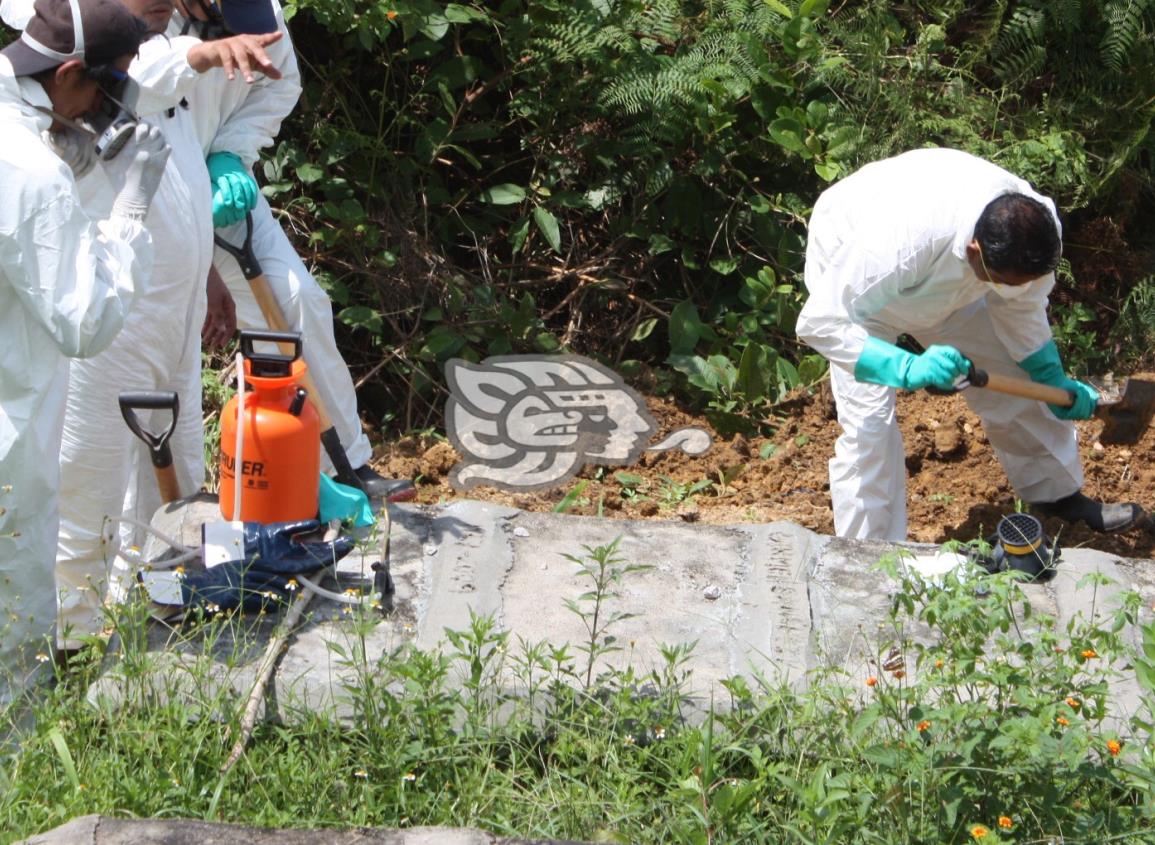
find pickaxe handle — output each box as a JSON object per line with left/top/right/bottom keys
{"left": 119, "top": 391, "right": 181, "bottom": 504}
{"left": 215, "top": 214, "right": 366, "bottom": 493}
{"left": 969, "top": 368, "right": 1083, "bottom": 411}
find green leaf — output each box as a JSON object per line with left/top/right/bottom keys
{"left": 709, "top": 256, "right": 739, "bottom": 276}
{"left": 776, "top": 356, "right": 801, "bottom": 394}
{"left": 814, "top": 160, "right": 841, "bottom": 181}
{"left": 533, "top": 206, "right": 562, "bottom": 252}
{"left": 769, "top": 118, "right": 809, "bottom": 156}
{"left": 737, "top": 342, "right": 776, "bottom": 401}
{"left": 337, "top": 305, "right": 383, "bottom": 333}
{"left": 421, "top": 326, "right": 465, "bottom": 361}
{"left": 508, "top": 216, "right": 531, "bottom": 254}
{"left": 554, "top": 480, "right": 589, "bottom": 513}
{"left": 739, "top": 271, "right": 775, "bottom": 310}
{"left": 47, "top": 727, "right": 80, "bottom": 791}
{"left": 481, "top": 183, "right": 526, "bottom": 205}
{"left": 614, "top": 471, "right": 645, "bottom": 488}
{"left": 631, "top": 318, "right": 658, "bottom": 342}
{"left": 444, "top": 4, "right": 486, "bottom": 23}
{"left": 295, "top": 163, "right": 323, "bottom": 183}
{"left": 798, "top": 0, "right": 830, "bottom": 18}
{"left": 761, "top": 0, "right": 793, "bottom": 16}
{"left": 668, "top": 300, "right": 704, "bottom": 355}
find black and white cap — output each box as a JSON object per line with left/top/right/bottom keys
{"left": 1, "top": 0, "right": 146, "bottom": 77}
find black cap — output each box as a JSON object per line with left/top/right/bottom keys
{"left": 217, "top": 0, "right": 277, "bottom": 35}
{"left": 1, "top": 0, "right": 146, "bottom": 77}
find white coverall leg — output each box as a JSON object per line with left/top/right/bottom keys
{"left": 56, "top": 110, "right": 212, "bottom": 649}
{"left": 1, "top": 67, "right": 153, "bottom": 703}
{"left": 828, "top": 300, "right": 1081, "bottom": 541}
{"left": 213, "top": 193, "right": 372, "bottom": 472}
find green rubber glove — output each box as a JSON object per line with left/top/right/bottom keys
{"left": 855, "top": 336, "right": 970, "bottom": 391}
{"left": 1018, "top": 340, "right": 1098, "bottom": 420}
{"left": 207, "top": 151, "right": 258, "bottom": 228}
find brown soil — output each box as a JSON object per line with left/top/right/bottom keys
{"left": 372, "top": 376, "right": 1155, "bottom": 559}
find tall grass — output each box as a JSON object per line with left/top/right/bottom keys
{"left": 3, "top": 551, "right": 1155, "bottom": 844}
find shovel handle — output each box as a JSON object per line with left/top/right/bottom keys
{"left": 969, "top": 368, "right": 1076, "bottom": 408}
{"left": 119, "top": 391, "right": 182, "bottom": 504}
{"left": 213, "top": 213, "right": 261, "bottom": 280}
{"left": 218, "top": 219, "right": 368, "bottom": 494}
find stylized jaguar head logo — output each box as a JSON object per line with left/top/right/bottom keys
{"left": 445, "top": 355, "right": 711, "bottom": 492}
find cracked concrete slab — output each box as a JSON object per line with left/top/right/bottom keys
{"left": 116, "top": 498, "right": 1155, "bottom": 729}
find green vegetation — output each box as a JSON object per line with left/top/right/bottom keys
{"left": 3, "top": 547, "right": 1155, "bottom": 843}
{"left": 265, "top": 0, "right": 1155, "bottom": 437}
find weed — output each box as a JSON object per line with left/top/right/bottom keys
{"left": 561, "top": 536, "right": 653, "bottom": 687}
{"left": 653, "top": 475, "right": 713, "bottom": 509}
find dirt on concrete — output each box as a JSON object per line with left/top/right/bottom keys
{"left": 371, "top": 375, "right": 1155, "bottom": 559}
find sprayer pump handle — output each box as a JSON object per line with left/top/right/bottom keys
{"left": 240, "top": 330, "right": 303, "bottom": 377}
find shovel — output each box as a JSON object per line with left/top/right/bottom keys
{"left": 119, "top": 391, "right": 181, "bottom": 504}
{"left": 214, "top": 213, "right": 366, "bottom": 493}
{"left": 969, "top": 368, "right": 1155, "bottom": 445}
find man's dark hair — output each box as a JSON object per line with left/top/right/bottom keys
{"left": 974, "top": 193, "right": 1062, "bottom": 276}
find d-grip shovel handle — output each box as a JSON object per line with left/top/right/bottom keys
{"left": 968, "top": 367, "right": 1078, "bottom": 408}
{"left": 213, "top": 212, "right": 261, "bottom": 279}
{"left": 119, "top": 391, "right": 181, "bottom": 504}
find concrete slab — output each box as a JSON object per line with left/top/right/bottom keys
{"left": 17, "top": 815, "right": 593, "bottom": 844}
{"left": 107, "top": 498, "right": 1155, "bottom": 732}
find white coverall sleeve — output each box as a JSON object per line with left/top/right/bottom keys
{"left": 207, "top": 7, "right": 302, "bottom": 166}
{"left": 2, "top": 187, "right": 152, "bottom": 358}
{"left": 129, "top": 35, "right": 202, "bottom": 117}
{"left": 0, "top": 0, "right": 33, "bottom": 29}
{"left": 797, "top": 234, "right": 949, "bottom": 370}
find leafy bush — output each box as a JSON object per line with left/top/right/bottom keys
{"left": 262, "top": 0, "right": 1154, "bottom": 435}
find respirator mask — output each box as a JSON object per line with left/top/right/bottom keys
{"left": 35, "top": 65, "right": 142, "bottom": 174}
{"left": 85, "top": 65, "right": 142, "bottom": 161}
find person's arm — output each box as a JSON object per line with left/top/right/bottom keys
{"left": 207, "top": 1, "right": 302, "bottom": 166}
{"left": 796, "top": 233, "right": 947, "bottom": 370}
{"left": 2, "top": 168, "right": 151, "bottom": 359}
{"left": 131, "top": 33, "right": 284, "bottom": 117}
{"left": 202, "top": 263, "right": 237, "bottom": 348}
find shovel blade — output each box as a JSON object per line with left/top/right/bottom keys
{"left": 1098, "top": 378, "right": 1155, "bottom": 445}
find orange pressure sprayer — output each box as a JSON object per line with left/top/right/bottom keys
{"left": 220, "top": 330, "right": 320, "bottom": 523}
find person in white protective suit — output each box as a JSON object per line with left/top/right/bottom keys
{"left": 0, "top": 0, "right": 170, "bottom": 704}
{"left": 170, "top": 0, "right": 417, "bottom": 502}
{"left": 795, "top": 148, "right": 1142, "bottom": 542}
{"left": 0, "top": 0, "right": 284, "bottom": 651}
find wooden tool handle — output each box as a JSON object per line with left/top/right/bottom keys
{"left": 248, "top": 273, "right": 336, "bottom": 431}
{"left": 156, "top": 465, "right": 181, "bottom": 505}
{"left": 246, "top": 272, "right": 365, "bottom": 490}
{"left": 971, "top": 369, "right": 1074, "bottom": 407}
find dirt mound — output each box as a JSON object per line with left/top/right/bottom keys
{"left": 373, "top": 377, "right": 1155, "bottom": 559}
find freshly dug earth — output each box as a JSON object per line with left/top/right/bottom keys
{"left": 372, "top": 376, "right": 1155, "bottom": 559}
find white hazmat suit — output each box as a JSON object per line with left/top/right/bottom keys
{"left": 4, "top": 0, "right": 373, "bottom": 476}
{"left": 795, "top": 148, "right": 1079, "bottom": 541}
{"left": 52, "top": 35, "right": 216, "bottom": 649}
{"left": 172, "top": 1, "right": 373, "bottom": 473}
{"left": 0, "top": 56, "right": 152, "bottom": 701}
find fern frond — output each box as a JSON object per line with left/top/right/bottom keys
{"left": 1101, "top": 0, "right": 1155, "bottom": 71}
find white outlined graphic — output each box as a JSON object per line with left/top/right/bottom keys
{"left": 446, "top": 355, "right": 712, "bottom": 492}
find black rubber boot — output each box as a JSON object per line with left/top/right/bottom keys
{"left": 353, "top": 464, "right": 417, "bottom": 503}
{"left": 1031, "top": 491, "right": 1143, "bottom": 533}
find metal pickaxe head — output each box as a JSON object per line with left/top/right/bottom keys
{"left": 1095, "top": 377, "right": 1155, "bottom": 445}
